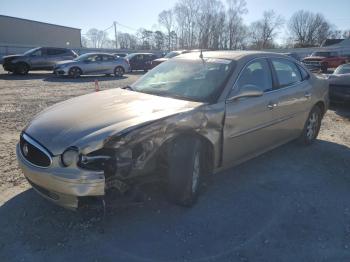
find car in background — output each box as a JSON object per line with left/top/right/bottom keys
{"left": 150, "top": 50, "right": 191, "bottom": 68}
{"left": 326, "top": 63, "right": 350, "bottom": 103}
{"left": 2, "top": 47, "right": 78, "bottom": 75}
{"left": 16, "top": 51, "right": 328, "bottom": 209}
{"left": 125, "top": 53, "right": 157, "bottom": 71}
{"left": 282, "top": 52, "right": 301, "bottom": 61}
{"left": 53, "top": 53, "right": 130, "bottom": 78}
{"left": 302, "top": 51, "right": 348, "bottom": 73}
{"left": 113, "top": 53, "right": 128, "bottom": 58}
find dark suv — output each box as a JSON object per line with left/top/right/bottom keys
{"left": 125, "top": 53, "right": 157, "bottom": 71}
{"left": 2, "top": 47, "right": 78, "bottom": 75}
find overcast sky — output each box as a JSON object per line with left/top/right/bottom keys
{"left": 1, "top": 0, "right": 350, "bottom": 41}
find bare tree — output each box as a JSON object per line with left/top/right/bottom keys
{"left": 158, "top": 9, "right": 174, "bottom": 51}
{"left": 153, "top": 31, "right": 165, "bottom": 50}
{"left": 249, "top": 10, "right": 284, "bottom": 49}
{"left": 288, "top": 10, "right": 332, "bottom": 47}
{"left": 85, "top": 28, "right": 109, "bottom": 48}
{"left": 226, "top": 0, "right": 248, "bottom": 49}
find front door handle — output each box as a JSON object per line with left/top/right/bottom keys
{"left": 304, "top": 92, "right": 312, "bottom": 99}
{"left": 267, "top": 103, "right": 277, "bottom": 110}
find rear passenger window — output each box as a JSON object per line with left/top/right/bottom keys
{"left": 272, "top": 59, "right": 302, "bottom": 87}
{"left": 237, "top": 59, "right": 273, "bottom": 92}
{"left": 47, "top": 49, "right": 67, "bottom": 56}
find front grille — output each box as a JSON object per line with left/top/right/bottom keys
{"left": 20, "top": 134, "right": 52, "bottom": 168}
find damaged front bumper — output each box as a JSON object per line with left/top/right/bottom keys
{"left": 16, "top": 144, "right": 105, "bottom": 209}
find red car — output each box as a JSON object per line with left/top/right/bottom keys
{"left": 302, "top": 51, "right": 348, "bottom": 73}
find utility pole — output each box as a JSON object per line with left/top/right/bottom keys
{"left": 113, "top": 21, "right": 118, "bottom": 49}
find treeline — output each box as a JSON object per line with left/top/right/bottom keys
{"left": 82, "top": 0, "right": 350, "bottom": 50}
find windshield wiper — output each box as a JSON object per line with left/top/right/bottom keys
{"left": 122, "top": 85, "right": 134, "bottom": 91}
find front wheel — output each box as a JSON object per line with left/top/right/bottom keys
{"left": 298, "top": 106, "right": 322, "bottom": 145}
{"left": 166, "top": 137, "right": 203, "bottom": 207}
{"left": 114, "top": 66, "right": 124, "bottom": 77}
{"left": 15, "top": 62, "right": 29, "bottom": 75}
{"left": 68, "top": 67, "right": 82, "bottom": 78}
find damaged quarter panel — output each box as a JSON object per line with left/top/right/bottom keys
{"left": 98, "top": 101, "right": 225, "bottom": 188}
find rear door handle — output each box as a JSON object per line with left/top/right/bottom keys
{"left": 267, "top": 103, "right": 277, "bottom": 110}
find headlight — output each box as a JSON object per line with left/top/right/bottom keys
{"left": 61, "top": 149, "right": 79, "bottom": 167}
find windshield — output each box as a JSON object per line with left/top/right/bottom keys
{"left": 131, "top": 58, "right": 234, "bottom": 102}
{"left": 164, "top": 51, "right": 181, "bottom": 59}
{"left": 125, "top": 54, "right": 137, "bottom": 60}
{"left": 74, "top": 53, "right": 96, "bottom": 61}
{"left": 334, "top": 64, "right": 350, "bottom": 74}
{"left": 23, "top": 47, "right": 41, "bottom": 56}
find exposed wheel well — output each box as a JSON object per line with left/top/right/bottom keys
{"left": 315, "top": 101, "right": 326, "bottom": 116}
{"left": 163, "top": 132, "right": 214, "bottom": 176}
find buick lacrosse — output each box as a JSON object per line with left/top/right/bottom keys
{"left": 16, "top": 51, "right": 329, "bottom": 209}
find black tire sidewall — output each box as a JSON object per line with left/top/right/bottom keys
{"left": 16, "top": 63, "right": 29, "bottom": 75}
{"left": 166, "top": 137, "right": 202, "bottom": 206}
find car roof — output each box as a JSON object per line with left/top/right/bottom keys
{"left": 177, "top": 50, "right": 290, "bottom": 61}
{"left": 80, "top": 52, "right": 114, "bottom": 56}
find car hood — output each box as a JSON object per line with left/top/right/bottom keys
{"left": 153, "top": 58, "right": 168, "bottom": 63}
{"left": 24, "top": 88, "right": 202, "bottom": 155}
{"left": 2, "top": 54, "right": 24, "bottom": 61}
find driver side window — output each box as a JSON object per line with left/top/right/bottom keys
{"left": 237, "top": 59, "right": 272, "bottom": 92}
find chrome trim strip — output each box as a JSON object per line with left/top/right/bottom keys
{"left": 21, "top": 133, "right": 53, "bottom": 168}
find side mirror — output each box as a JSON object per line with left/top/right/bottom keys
{"left": 227, "top": 85, "right": 264, "bottom": 102}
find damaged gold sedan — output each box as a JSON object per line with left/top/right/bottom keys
{"left": 16, "top": 51, "right": 329, "bottom": 209}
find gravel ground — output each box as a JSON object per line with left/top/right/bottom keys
{"left": 0, "top": 68, "right": 349, "bottom": 261}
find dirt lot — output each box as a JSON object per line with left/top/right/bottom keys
{"left": 0, "top": 68, "right": 349, "bottom": 261}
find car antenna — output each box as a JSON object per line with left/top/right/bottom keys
{"left": 199, "top": 48, "right": 203, "bottom": 59}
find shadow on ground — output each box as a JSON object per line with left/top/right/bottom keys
{"left": 0, "top": 72, "right": 130, "bottom": 83}
{"left": 1, "top": 140, "right": 350, "bottom": 262}
{"left": 330, "top": 103, "right": 350, "bottom": 120}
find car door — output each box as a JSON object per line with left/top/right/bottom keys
{"left": 268, "top": 58, "right": 313, "bottom": 142}
{"left": 81, "top": 54, "right": 100, "bottom": 74}
{"left": 134, "top": 54, "right": 144, "bottom": 70}
{"left": 28, "top": 48, "right": 47, "bottom": 69}
{"left": 223, "top": 58, "right": 283, "bottom": 167}
{"left": 101, "top": 55, "right": 115, "bottom": 73}
{"left": 45, "top": 48, "right": 67, "bottom": 69}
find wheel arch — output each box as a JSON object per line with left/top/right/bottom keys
{"left": 314, "top": 101, "right": 326, "bottom": 116}
{"left": 161, "top": 131, "right": 215, "bottom": 175}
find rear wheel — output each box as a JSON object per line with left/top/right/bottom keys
{"left": 69, "top": 67, "right": 82, "bottom": 78}
{"left": 298, "top": 106, "right": 322, "bottom": 145}
{"left": 114, "top": 66, "right": 124, "bottom": 77}
{"left": 166, "top": 137, "right": 203, "bottom": 207}
{"left": 15, "top": 62, "right": 29, "bottom": 75}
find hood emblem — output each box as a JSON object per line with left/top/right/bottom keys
{"left": 22, "top": 143, "right": 29, "bottom": 157}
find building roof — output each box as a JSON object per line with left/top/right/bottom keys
{"left": 0, "top": 14, "right": 81, "bottom": 31}
{"left": 321, "top": 39, "right": 345, "bottom": 47}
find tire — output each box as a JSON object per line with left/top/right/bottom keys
{"left": 166, "top": 137, "right": 203, "bottom": 207}
{"left": 298, "top": 106, "right": 322, "bottom": 145}
{"left": 68, "top": 67, "right": 82, "bottom": 78}
{"left": 15, "top": 62, "right": 29, "bottom": 75}
{"left": 114, "top": 66, "right": 124, "bottom": 77}
{"left": 321, "top": 63, "right": 328, "bottom": 73}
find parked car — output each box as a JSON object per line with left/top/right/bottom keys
{"left": 2, "top": 47, "right": 78, "bottom": 75}
{"left": 326, "top": 63, "right": 350, "bottom": 103}
{"left": 113, "top": 53, "right": 128, "bottom": 58}
{"left": 16, "top": 51, "right": 328, "bottom": 209}
{"left": 53, "top": 53, "right": 130, "bottom": 78}
{"left": 125, "top": 53, "right": 157, "bottom": 71}
{"left": 302, "top": 51, "right": 348, "bottom": 73}
{"left": 151, "top": 50, "right": 190, "bottom": 68}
